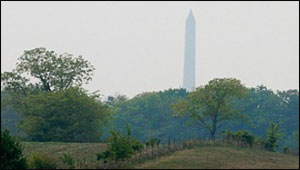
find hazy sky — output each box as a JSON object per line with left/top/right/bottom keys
{"left": 1, "top": 1, "right": 299, "bottom": 98}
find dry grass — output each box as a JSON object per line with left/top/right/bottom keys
{"left": 135, "top": 146, "right": 299, "bottom": 169}
{"left": 22, "top": 142, "right": 107, "bottom": 169}
{"left": 22, "top": 142, "right": 299, "bottom": 169}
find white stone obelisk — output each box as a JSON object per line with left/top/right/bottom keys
{"left": 183, "top": 10, "right": 196, "bottom": 92}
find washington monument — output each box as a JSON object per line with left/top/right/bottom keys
{"left": 183, "top": 10, "right": 196, "bottom": 92}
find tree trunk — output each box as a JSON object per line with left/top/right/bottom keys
{"left": 210, "top": 118, "right": 217, "bottom": 141}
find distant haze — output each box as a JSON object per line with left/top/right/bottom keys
{"left": 1, "top": 1, "right": 299, "bottom": 98}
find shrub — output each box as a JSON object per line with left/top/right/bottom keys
{"left": 283, "top": 147, "right": 289, "bottom": 154}
{"left": 240, "top": 131, "right": 255, "bottom": 147}
{"left": 97, "top": 127, "right": 143, "bottom": 163}
{"left": 264, "top": 122, "right": 284, "bottom": 152}
{"left": 60, "top": 153, "right": 75, "bottom": 169}
{"left": 1, "top": 129, "right": 28, "bottom": 169}
{"left": 222, "top": 130, "right": 255, "bottom": 147}
{"left": 28, "top": 153, "right": 57, "bottom": 169}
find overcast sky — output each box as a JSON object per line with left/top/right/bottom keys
{"left": 1, "top": 1, "right": 299, "bottom": 98}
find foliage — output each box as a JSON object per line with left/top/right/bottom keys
{"left": 113, "top": 88, "right": 192, "bottom": 142}
{"left": 171, "top": 78, "right": 249, "bottom": 140}
{"left": 294, "top": 130, "right": 299, "bottom": 150}
{"left": 222, "top": 130, "right": 255, "bottom": 147}
{"left": 264, "top": 122, "right": 285, "bottom": 151}
{"left": 28, "top": 153, "right": 57, "bottom": 169}
{"left": 229, "top": 87, "right": 299, "bottom": 147}
{"left": 1, "top": 47, "right": 105, "bottom": 143}
{"left": 1, "top": 103, "right": 23, "bottom": 137}
{"left": 19, "top": 87, "right": 111, "bottom": 142}
{"left": 283, "top": 147, "right": 289, "bottom": 154}
{"left": 60, "top": 153, "right": 75, "bottom": 169}
{"left": 111, "top": 84, "right": 298, "bottom": 149}
{"left": 1, "top": 47, "right": 95, "bottom": 93}
{"left": 97, "top": 127, "right": 143, "bottom": 163}
{"left": 0, "top": 129, "right": 28, "bottom": 169}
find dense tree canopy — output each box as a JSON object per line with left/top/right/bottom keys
{"left": 19, "top": 87, "right": 111, "bottom": 142}
{"left": 113, "top": 88, "right": 193, "bottom": 142}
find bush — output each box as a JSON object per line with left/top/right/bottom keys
{"left": 28, "top": 153, "right": 57, "bottom": 169}
{"left": 97, "top": 127, "right": 143, "bottom": 163}
{"left": 283, "top": 147, "right": 289, "bottom": 154}
{"left": 1, "top": 129, "right": 28, "bottom": 169}
{"left": 264, "top": 122, "right": 284, "bottom": 152}
{"left": 222, "top": 130, "right": 255, "bottom": 147}
{"left": 60, "top": 153, "right": 75, "bottom": 169}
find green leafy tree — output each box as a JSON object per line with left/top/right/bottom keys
{"left": 1, "top": 47, "right": 95, "bottom": 110}
{"left": 2, "top": 47, "right": 95, "bottom": 92}
{"left": 171, "top": 78, "right": 249, "bottom": 140}
{"left": 1, "top": 129, "right": 28, "bottom": 169}
{"left": 19, "top": 87, "right": 111, "bottom": 142}
{"left": 264, "top": 122, "right": 285, "bottom": 151}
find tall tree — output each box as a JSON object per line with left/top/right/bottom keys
{"left": 171, "top": 78, "right": 249, "bottom": 140}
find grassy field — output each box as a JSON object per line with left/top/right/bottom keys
{"left": 21, "top": 142, "right": 299, "bottom": 169}
{"left": 134, "top": 146, "right": 299, "bottom": 169}
{"left": 22, "top": 142, "right": 107, "bottom": 168}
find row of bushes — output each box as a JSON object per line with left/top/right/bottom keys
{"left": 222, "top": 130, "right": 255, "bottom": 147}
{"left": 222, "top": 123, "right": 286, "bottom": 152}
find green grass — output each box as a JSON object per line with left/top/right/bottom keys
{"left": 134, "top": 145, "right": 299, "bottom": 169}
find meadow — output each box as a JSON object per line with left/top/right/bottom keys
{"left": 22, "top": 142, "right": 107, "bottom": 169}
{"left": 21, "top": 141, "right": 299, "bottom": 169}
{"left": 134, "top": 145, "right": 299, "bottom": 169}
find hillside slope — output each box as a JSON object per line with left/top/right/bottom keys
{"left": 22, "top": 142, "right": 107, "bottom": 168}
{"left": 134, "top": 146, "right": 299, "bottom": 169}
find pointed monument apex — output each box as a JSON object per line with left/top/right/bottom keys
{"left": 188, "top": 10, "right": 193, "bottom": 16}
{"left": 187, "top": 10, "right": 195, "bottom": 20}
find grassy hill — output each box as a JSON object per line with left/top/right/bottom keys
{"left": 22, "top": 142, "right": 299, "bottom": 169}
{"left": 22, "top": 142, "right": 107, "bottom": 168}
{"left": 134, "top": 146, "right": 299, "bottom": 169}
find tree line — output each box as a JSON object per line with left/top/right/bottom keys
{"left": 1, "top": 47, "right": 299, "bottom": 151}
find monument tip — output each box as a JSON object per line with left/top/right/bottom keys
{"left": 188, "top": 10, "right": 194, "bottom": 19}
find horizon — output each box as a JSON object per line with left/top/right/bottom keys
{"left": 1, "top": 1, "right": 299, "bottom": 98}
